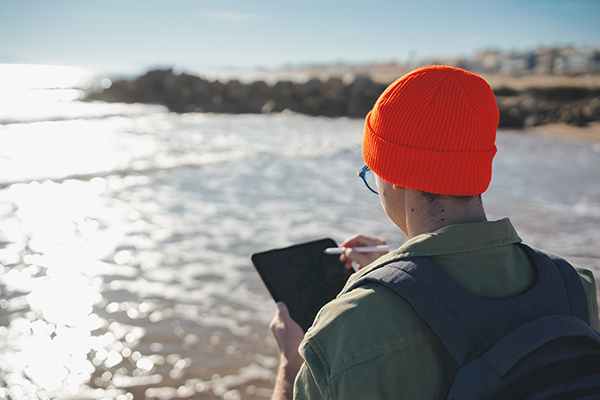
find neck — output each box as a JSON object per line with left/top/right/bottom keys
{"left": 404, "top": 191, "right": 487, "bottom": 238}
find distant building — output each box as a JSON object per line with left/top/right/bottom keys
{"left": 473, "top": 50, "right": 502, "bottom": 72}
{"left": 498, "top": 51, "right": 535, "bottom": 74}
{"left": 473, "top": 45, "right": 600, "bottom": 75}
{"left": 532, "top": 48, "right": 556, "bottom": 74}
{"left": 553, "top": 46, "right": 597, "bottom": 74}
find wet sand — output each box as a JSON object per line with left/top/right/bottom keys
{"left": 531, "top": 122, "right": 600, "bottom": 142}
{"left": 479, "top": 73, "right": 600, "bottom": 91}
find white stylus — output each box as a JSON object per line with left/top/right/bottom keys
{"left": 323, "top": 245, "right": 390, "bottom": 255}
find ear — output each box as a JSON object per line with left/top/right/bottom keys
{"left": 392, "top": 184, "right": 404, "bottom": 191}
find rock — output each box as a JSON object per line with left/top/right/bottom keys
{"left": 261, "top": 100, "right": 276, "bottom": 114}
{"left": 524, "top": 115, "right": 539, "bottom": 127}
{"left": 347, "top": 76, "right": 380, "bottom": 117}
{"left": 299, "top": 78, "right": 324, "bottom": 97}
{"left": 583, "top": 98, "right": 600, "bottom": 121}
{"left": 493, "top": 87, "right": 518, "bottom": 96}
{"left": 520, "top": 97, "right": 538, "bottom": 112}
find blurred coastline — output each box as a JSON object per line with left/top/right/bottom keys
{"left": 82, "top": 45, "right": 600, "bottom": 143}
{"left": 85, "top": 67, "right": 600, "bottom": 143}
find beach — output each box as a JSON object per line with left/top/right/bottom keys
{"left": 0, "top": 65, "right": 599, "bottom": 399}
{"left": 531, "top": 121, "right": 600, "bottom": 142}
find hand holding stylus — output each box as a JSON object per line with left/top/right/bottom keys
{"left": 335, "top": 234, "right": 390, "bottom": 270}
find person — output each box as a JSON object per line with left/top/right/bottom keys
{"left": 268, "top": 65, "right": 600, "bottom": 400}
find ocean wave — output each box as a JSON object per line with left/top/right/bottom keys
{"left": 0, "top": 109, "right": 364, "bottom": 190}
{"left": 0, "top": 151, "right": 252, "bottom": 189}
{"left": 1, "top": 112, "right": 159, "bottom": 126}
{"left": 0, "top": 101, "right": 168, "bottom": 126}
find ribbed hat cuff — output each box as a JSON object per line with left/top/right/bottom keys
{"left": 363, "top": 121, "right": 497, "bottom": 196}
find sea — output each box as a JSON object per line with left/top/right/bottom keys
{"left": 0, "top": 64, "right": 599, "bottom": 400}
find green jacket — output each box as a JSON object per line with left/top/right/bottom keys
{"left": 294, "top": 218, "right": 600, "bottom": 399}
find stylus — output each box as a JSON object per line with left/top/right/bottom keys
{"left": 323, "top": 245, "right": 390, "bottom": 255}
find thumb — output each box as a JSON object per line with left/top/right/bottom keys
{"left": 276, "top": 302, "right": 290, "bottom": 319}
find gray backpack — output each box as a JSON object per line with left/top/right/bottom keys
{"left": 345, "top": 244, "right": 600, "bottom": 399}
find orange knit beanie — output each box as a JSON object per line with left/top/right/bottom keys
{"left": 363, "top": 65, "right": 499, "bottom": 196}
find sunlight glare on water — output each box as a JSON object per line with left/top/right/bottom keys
{"left": 0, "top": 64, "right": 90, "bottom": 118}
{"left": 0, "top": 122, "right": 122, "bottom": 184}
{"left": 0, "top": 179, "right": 131, "bottom": 398}
{"left": 0, "top": 64, "right": 89, "bottom": 90}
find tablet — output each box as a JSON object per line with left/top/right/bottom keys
{"left": 251, "top": 238, "right": 352, "bottom": 332}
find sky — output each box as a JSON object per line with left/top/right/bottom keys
{"left": 1, "top": 0, "right": 599, "bottom": 75}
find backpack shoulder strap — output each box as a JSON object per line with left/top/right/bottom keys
{"left": 344, "top": 256, "right": 482, "bottom": 365}
{"left": 518, "top": 243, "right": 590, "bottom": 324}
{"left": 344, "top": 245, "right": 591, "bottom": 365}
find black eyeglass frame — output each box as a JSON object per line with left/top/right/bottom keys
{"left": 358, "top": 165, "right": 379, "bottom": 195}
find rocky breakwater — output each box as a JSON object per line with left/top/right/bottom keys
{"left": 495, "top": 86, "right": 600, "bottom": 128}
{"left": 85, "top": 69, "right": 600, "bottom": 128}
{"left": 85, "top": 69, "right": 386, "bottom": 118}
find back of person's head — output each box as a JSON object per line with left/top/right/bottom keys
{"left": 363, "top": 65, "right": 499, "bottom": 196}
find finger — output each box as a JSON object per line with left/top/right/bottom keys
{"left": 270, "top": 302, "right": 285, "bottom": 331}
{"left": 340, "top": 233, "right": 387, "bottom": 248}
{"left": 343, "top": 248, "right": 374, "bottom": 266}
{"left": 339, "top": 251, "right": 355, "bottom": 269}
{"left": 341, "top": 255, "right": 352, "bottom": 269}
{"left": 340, "top": 235, "right": 371, "bottom": 248}
{"left": 340, "top": 253, "right": 355, "bottom": 270}
{"left": 345, "top": 259, "right": 354, "bottom": 270}
{"left": 276, "top": 302, "right": 290, "bottom": 320}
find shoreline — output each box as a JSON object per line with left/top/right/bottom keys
{"left": 529, "top": 121, "right": 600, "bottom": 142}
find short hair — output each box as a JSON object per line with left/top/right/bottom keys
{"left": 419, "top": 191, "right": 481, "bottom": 204}
{"left": 419, "top": 191, "right": 483, "bottom": 216}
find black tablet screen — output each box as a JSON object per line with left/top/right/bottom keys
{"left": 251, "top": 238, "right": 352, "bottom": 332}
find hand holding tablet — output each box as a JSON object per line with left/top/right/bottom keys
{"left": 251, "top": 238, "right": 353, "bottom": 332}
